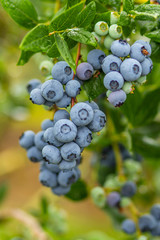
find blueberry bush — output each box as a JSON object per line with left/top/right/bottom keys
{"left": 1, "top": 0, "right": 160, "bottom": 239}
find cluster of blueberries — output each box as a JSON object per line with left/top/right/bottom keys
{"left": 122, "top": 204, "right": 160, "bottom": 237}
{"left": 19, "top": 100, "right": 106, "bottom": 196}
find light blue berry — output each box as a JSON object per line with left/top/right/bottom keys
{"left": 85, "top": 101, "right": 99, "bottom": 110}
{"left": 76, "top": 63, "right": 94, "bottom": 81}
{"left": 139, "top": 214, "right": 157, "bottom": 232}
{"left": 75, "top": 126, "right": 92, "bottom": 147}
{"left": 108, "top": 90, "right": 127, "bottom": 107}
{"left": 34, "top": 131, "right": 47, "bottom": 150}
{"left": 102, "top": 54, "right": 122, "bottom": 74}
{"left": 151, "top": 222, "right": 160, "bottom": 236}
{"left": 19, "top": 130, "right": 35, "bottom": 149}
{"left": 41, "top": 119, "right": 54, "bottom": 130}
{"left": 54, "top": 110, "right": 70, "bottom": 123}
{"left": 39, "top": 169, "right": 57, "bottom": 188}
{"left": 87, "top": 109, "right": 106, "bottom": 132}
{"left": 55, "top": 93, "right": 71, "bottom": 108}
{"left": 27, "top": 146, "right": 43, "bottom": 162}
{"left": 45, "top": 162, "right": 60, "bottom": 173}
{"left": 58, "top": 170, "right": 78, "bottom": 187}
{"left": 65, "top": 80, "right": 81, "bottom": 97}
{"left": 44, "top": 100, "right": 54, "bottom": 107}
{"left": 104, "top": 72, "right": 124, "bottom": 91}
{"left": 41, "top": 80, "right": 64, "bottom": 102}
{"left": 30, "top": 88, "right": 45, "bottom": 105}
{"left": 122, "top": 219, "right": 136, "bottom": 234}
{"left": 51, "top": 185, "right": 71, "bottom": 196}
{"left": 59, "top": 160, "right": 76, "bottom": 171}
{"left": 87, "top": 49, "right": 106, "bottom": 70}
{"left": 43, "top": 127, "right": 63, "bottom": 147}
{"left": 27, "top": 79, "right": 41, "bottom": 93}
{"left": 51, "top": 61, "right": 74, "bottom": 84}
{"left": 42, "top": 145, "right": 61, "bottom": 164}
{"left": 151, "top": 204, "right": 160, "bottom": 221}
{"left": 135, "top": 40, "right": 151, "bottom": 56}
{"left": 111, "top": 40, "right": 131, "bottom": 57}
{"left": 60, "top": 142, "right": 81, "bottom": 161}
{"left": 141, "top": 57, "right": 153, "bottom": 76}
{"left": 94, "top": 21, "right": 109, "bottom": 36}
{"left": 130, "top": 43, "right": 148, "bottom": 62}
{"left": 120, "top": 58, "right": 142, "bottom": 81}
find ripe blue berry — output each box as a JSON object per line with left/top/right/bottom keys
{"left": 87, "top": 49, "right": 106, "bottom": 70}
{"left": 141, "top": 57, "right": 153, "bottom": 76}
{"left": 94, "top": 21, "right": 109, "bottom": 36}
{"left": 43, "top": 100, "right": 54, "bottom": 108}
{"left": 54, "top": 110, "right": 70, "bottom": 123}
{"left": 121, "top": 181, "right": 137, "bottom": 198}
{"left": 60, "top": 142, "right": 81, "bottom": 161}
{"left": 30, "top": 88, "right": 45, "bottom": 105}
{"left": 53, "top": 119, "right": 77, "bottom": 143}
{"left": 104, "top": 35, "right": 114, "bottom": 50}
{"left": 19, "top": 130, "right": 35, "bottom": 149}
{"left": 151, "top": 222, "right": 160, "bottom": 236}
{"left": 139, "top": 214, "right": 157, "bottom": 232}
{"left": 122, "top": 219, "right": 136, "bottom": 234}
{"left": 51, "top": 61, "right": 74, "bottom": 84}
{"left": 151, "top": 204, "right": 160, "bottom": 221}
{"left": 85, "top": 101, "right": 99, "bottom": 110}
{"left": 41, "top": 80, "right": 63, "bottom": 102}
{"left": 104, "top": 72, "right": 124, "bottom": 91}
{"left": 102, "top": 55, "right": 122, "bottom": 74}
{"left": 41, "top": 119, "right": 54, "bottom": 130}
{"left": 107, "top": 192, "right": 121, "bottom": 207}
{"left": 34, "top": 131, "right": 47, "bottom": 150}
{"left": 130, "top": 43, "right": 149, "bottom": 62}
{"left": 75, "top": 126, "right": 92, "bottom": 147}
{"left": 27, "top": 79, "right": 41, "bottom": 93}
{"left": 65, "top": 80, "right": 81, "bottom": 97}
{"left": 58, "top": 170, "right": 78, "bottom": 187}
{"left": 108, "top": 90, "right": 127, "bottom": 107}
{"left": 59, "top": 160, "right": 76, "bottom": 171}
{"left": 55, "top": 93, "right": 71, "bottom": 108}
{"left": 120, "top": 58, "right": 142, "bottom": 81}
{"left": 70, "top": 102, "right": 94, "bottom": 126}
{"left": 39, "top": 169, "right": 57, "bottom": 188}
{"left": 87, "top": 109, "right": 106, "bottom": 132}
{"left": 42, "top": 145, "right": 61, "bottom": 164}
{"left": 135, "top": 40, "right": 152, "bottom": 56}
{"left": 51, "top": 185, "right": 71, "bottom": 196}
{"left": 109, "top": 24, "right": 122, "bottom": 39}
{"left": 45, "top": 162, "right": 60, "bottom": 173}
{"left": 76, "top": 63, "right": 94, "bottom": 81}
{"left": 111, "top": 40, "right": 131, "bottom": 57}
{"left": 27, "top": 146, "right": 43, "bottom": 162}
{"left": 43, "top": 127, "right": 63, "bottom": 147}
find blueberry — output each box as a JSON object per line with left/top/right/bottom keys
{"left": 76, "top": 155, "right": 82, "bottom": 165}
{"left": 41, "top": 119, "right": 54, "bottom": 130}
{"left": 65, "top": 80, "right": 81, "bottom": 97}
{"left": 76, "top": 63, "right": 94, "bottom": 81}
{"left": 55, "top": 93, "right": 71, "bottom": 108}
{"left": 27, "top": 146, "right": 43, "bottom": 162}
{"left": 53, "top": 119, "right": 77, "bottom": 143}
{"left": 121, "top": 181, "right": 137, "bottom": 198}
{"left": 151, "top": 204, "right": 160, "bottom": 221}
{"left": 85, "top": 101, "right": 99, "bottom": 110}
{"left": 41, "top": 80, "right": 64, "bottom": 102}
{"left": 109, "top": 24, "right": 122, "bottom": 39}
{"left": 141, "top": 57, "right": 153, "bottom": 76}
{"left": 51, "top": 61, "right": 74, "bottom": 84}
{"left": 42, "top": 145, "right": 61, "bottom": 164}
{"left": 60, "top": 142, "right": 81, "bottom": 161}
{"left": 26, "top": 79, "right": 41, "bottom": 93}
{"left": 111, "top": 40, "right": 131, "bottom": 57}
{"left": 19, "top": 130, "right": 35, "bottom": 149}
{"left": 108, "top": 90, "right": 127, "bottom": 107}
{"left": 75, "top": 126, "right": 92, "bottom": 147}
{"left": 73, "top": 167, "right": 81, "bottom": 181}
{"left": 94, "top": 21, "right": 109, "bottom": 36}
{"left": 104, "top": 72, "right": 124, "bottom": 91}
{"left": 70, "top": 102, "right": 94, "bottom": 126}
{"left": 87, "top": 109, "right": 106, "bottom": 132}
{"left": 43, "top": 127, "right": 63, "bottom": 147}
{"left": 39, "top": 169, "right": 57, "bottom": 188}
{"left": 43, "top": 100, "right": 54, "bottom": 108}
{"left": 87, "top": 49, "right": 106, "bottom": 70}
{"left": 54, "top": 110, "right": 70, "bottom": 123}
{"left": 59, "top": 160, "right": 76, "bottom": 171}
{"left": 30, "top": 88, "right": 45, "bottom": 105}
{"left": 102, "top": 55, "right": 122, "bottom": 74}
{"left": 135, "top": 40, "right": 152, "bottom": 56}
{"left": 130, "top": 43, "right": 149, "bottom": 62}
{"left": 151, "top": 222, "right": 160, "bottom": 236}
{"left": 92, "top": 32, "right": 101, "bottom": 43}
{"left": 39, "top": 60, "right": 54, "bottom": 76}
{"left": 34, "top": 131, "right": 47, "bottom": 150}
{"left": 104, "top": 35, "right": 114, "bottom": 50}
{"left": 107, "top": 191, "right": 121, "bottom": 207}
{"left": 121, "top": 219, "right": 136, "bottom": 234}
{"left": 51, "top": 185, "right": 71, "bottom": 196}
{"left": 45, "top": 161, "right": 60, "bottom": 173}
{"left": 120, "top": 58, "right": 142, "bottom": 81}
{"left": 58, "top": 170, "right": 78, "bottom": 187}
{"left": 138, "top": 214, "right": 157, "bottom": 232}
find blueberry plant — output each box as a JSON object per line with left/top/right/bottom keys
{"left": 2, "top": 0, "right": 160, "bottom": 239}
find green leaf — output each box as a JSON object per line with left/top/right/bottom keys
{"left": 54, "top": 33, "right": 76, "bottom": 72}
{"left": 67, "top": 28, "right": 97, "bottom": 47}
{"left": 49, "top": 1, "right": 84, "bottom": 31}
{"left": 20, "top": 24, "right": 54, "bottom": 52}
{"left": 134, "top": 4, "right": 160, "bottom": 15}
{"left": 83, "top": 73, "right": 106, "bottom": 101}
{"left": 123, "top": 0, "right": 134, "bottom": 13}
{"left": 17, "top": 50, "right": 34, "bottom": 65}
{"left": 118, "top": 11, "right": 131, "bottom": 26}
{"left": 40, "top": 197, "right": 48, "bottom": 215}
{"left": 65, "top": 179, "right": 88, "bottom": 201}
{"left": 133, "top": 121, "right": 160, "bottom": 138}
{"left": 86, "top": 0, "right": 108, "bottom": 13}
{"left": 145, "top": 30, "right": 160, "bottom": 43}
{"left": 93, "top": 12, "right": 111, "bottom": 26}
{"left": 1, "top": 0, "right": 38, "bottom": 29}
{"left": 131, "top": 11, "right": 158, "bottom": 21}
{"left": 0, "top": 183, "right": 8, "bottom": 205}
{"left": 67, "top": 0, "right": 81, "bottom": 8}
{"left": 76, "top": 1, "right": 96, "bottom": 28}
{"left": 105, "top": 0, "right": 121, "bottom": 12}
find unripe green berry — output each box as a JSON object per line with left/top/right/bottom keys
{"left": 94, "top": 21, "right": 109, "bottom": 36}
{"left": 137, "top": 76, "right": 147, "bottom": 84}
{"left": 104, "top": 175, "right": 121, "bottom": 189}
{"left": 109, "top": 24, "right": 122, "bottom": 39}
{"left": 122, "top": 82, "right": 133, "bottom": 94}
{"left": 138, "top": 236, "right": 147, "bottom": 240}
{"left": 91, "top": 187, "right": 106, "bottom": 208}
{"left": 124, "top": 160, "right": 142, "bottom": 176}
{"left": 106, "top": 90, "right": 112, "bottom": 97}
{"left": 120, "top": 197, "right": 131, "bottom": 208}
{"left": 92, "top": 32, "right": 101, "bottom": 43}
{"left": 104, "top": 35, "right": 114, "bottom": 50}
{"left": 110, "top": 12, "right": 119, "bottom": 25}
{"left": 40, "top": 60, "right": 54, "bottom": 76}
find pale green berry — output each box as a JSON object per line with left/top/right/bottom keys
{"left": 104, "top": 175, "right": 121, "bottom": 189}
{"left": 91, "top": 187, "right": 106, "bottom": 208}
{"left": 94, "top": 21, "right": 109, "bottom": 36}
{"left": 106, "top": 90, "right": 112, "bottom": 97}
{"left": 45, "top": 75, "right": 53, "bottom": 81}
{"left": 137, "top": 76, "right": 147, "bottom": 84}
{"left": 138, "top": 236, "right": 147, "bottom": 240}
{"left": 120, "top": 197, "right": 131, "bottom": 208}
{"left": 124, "top": 160, "right": 142, "bottom": 175}
{"left": 104, "top": 35, "right": 114, "bottom": 50}
{"left": 122, "top": 82, "right": 133, "bottom": 94}
{"left": 110, "top": 12, "right": 119, "bottom": 25}
{"left": 91, "top": 32, "right": 101, "bottom": 43}
{"left": 109, "top": 24, "right": 122, "bottom": 39}
{"left": 40, "top": 60, "right": 54, "bottom": 76}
